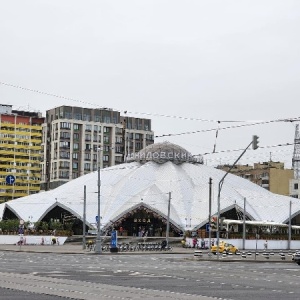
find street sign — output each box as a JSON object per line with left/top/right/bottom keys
{"left": 5, "top": 175, "right": 16, "bottom": 185}
{"left": 206, "top": 224, "right": 210, "bottom": 232}
{"left": 111, "top": 230, "right": 118, "bottom": 248}
{"left": 18, "top": 226, "right": 24, "bottom": 235}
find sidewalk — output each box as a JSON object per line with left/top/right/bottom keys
{"left": 0, "top": 243, "right": 195, "bottom": 255}
{"left": 0, "top": 244, "right": 296, "bottom": 263}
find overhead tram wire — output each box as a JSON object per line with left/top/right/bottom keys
{"left": 155, "top": 117, "right": 300, "bottom": 138}
{"left": 200, "top": 141, "right": 300, "bottom": 157}
{"left": 0, "top": 81, "right": 238, "bottom": 122}
{"left": 3, "top": 81, "right": 297, "bottom": 125}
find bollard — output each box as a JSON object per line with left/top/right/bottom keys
{"left": 194, "top": 250, "right": 203, "bottom": 258}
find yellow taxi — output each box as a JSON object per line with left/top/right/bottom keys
{"left": 211, "top": 241, "right": 239, "bottom": 255}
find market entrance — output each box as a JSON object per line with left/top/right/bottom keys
{"left": 112, "top": 206, "right": 181, "bottom": 237}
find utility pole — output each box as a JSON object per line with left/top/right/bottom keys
{"left": 288, "top": 200, "right": 292, "bottom": 250}
{"left": 83, "top": 185, "right": 86, "bottom": 250}
{"left": 242, "top": 197, "right": 246, "bottom": 250}
{"left": 166, "top": 192, "right": 171, "bottom": 248}
{"left": 208, "top": 177, "right": 212, "bottom": 256}
{"left": 95, "top": 148, "right": 102, "bottom": 254}
{"left": 122, "top": 119, "right": 126, "bottom": 162}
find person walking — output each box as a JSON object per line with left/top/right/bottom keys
{"left": 192, "top": 237, "right": 197, "bottom": 248}
{"left": 264, "top": 240, "right": 268, "bottom": 250}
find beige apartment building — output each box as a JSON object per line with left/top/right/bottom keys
{"left": 41, "top": 106, "right": 154, "bottom": 190}
{"left": 218, "top": 161, "right": 294, "bottom": 196}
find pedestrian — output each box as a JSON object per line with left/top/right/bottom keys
{"left": 201, "top": 238, "right": 205, "bottom": 249}
{"left": 119, "top": 226, "right": 123, "bottom": 236}
{"left": 264, "top": 240, "right": 268, "bottom": 250}
{"left": 192, "top": 237, "right": 197, "bottom": 248}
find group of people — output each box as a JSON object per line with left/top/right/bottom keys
{"left": 182, "top": 237, "right": 215, "bottom": 249}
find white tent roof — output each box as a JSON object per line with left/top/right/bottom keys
{"left": 1, "top": 142, "right": 300, "bottom": 231}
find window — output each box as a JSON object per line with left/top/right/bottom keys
{"left": 65, "top": 112, "right": 72, "bottom": 119}
{"left": 84, "top": 163, "right": 91, "bottom": 171}
{"left": 59, "top": 171, "right": 69, "bottom": 178}
{"left": 115, "top": 146, "right": 122, "bottom": 153}
{"left": 74, "top": 124, "right": 80, "bottom": 130}
{"left": 103, "top": 136, "right": 109, "bottom": 143}
{"left": 115, "top": 136, "right": 122, "bottom": 144}
{"left": 61, "top": 132, "right": 70, "bottom": 139}
{"left": 85, "top": 144, "right": 91, "bottom": 150}
{"left": 146, "top": 134, "right": 153, "bottom": 141}
{"left": 60, "top": 141, "right": 70, "bottom": 148}
{"left": 94, "top": 125, "right": 98, "bottom": 132}
{"left": 73, "top": 162, "right": 78, "bottom": 169}
{"left": 59, "top": 161, "right": 70, "bottom": 168}
{"left": 103, "top": 145, "right": 109, "bottom": 152}
{"left": 136, "top": 142, "right": 141, "bottom": 150}
{"left": 84, "top": 153, "right": 91, "bottom": 160}
{"left": 74, "top": 113, "right": 82, "bottom": 120}
{"left": 116, "top": 127, "right": 123, "bottom": 134}
{"left": 103, "top": 155, "right": 109, "bottom": 162}
{"left": 85, "top": 134, "right": 91, "bottom": 141}
{"left": 294, "top": 183, "right": 299, "bottom": 190}
{"left": 103, "top": 127, "right": 110, "bottom": 133}
{"left": 73, "top": 152, "right": 78, "bottom": 159}
{"left": 83, "top": 114, "right": 91, "bottom": 121}
{"left": 73, "top": 133, "right": 79, "bottom": 140}
{"left": 73, "top": 143, "right": 79, "bottom": 150}
{"left": 60, "top": 122, "right": 71, "bottom": 129}
{"left": 103, "top": 116, "right": 111, "bottom": 123}
{"left": 85, "top": 124, "right": 92, "bottom": 131}
{"left": 60, "top": 151, "right": 70, "bottom": 159}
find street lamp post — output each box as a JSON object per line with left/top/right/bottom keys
{"left": 95, "top": 147, "right": 102, "bottom": 254}
{"left": 216, "top": 137, "right": 258, "bottom": 257}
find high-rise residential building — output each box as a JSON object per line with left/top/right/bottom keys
{"left": 41, "top": 105, "right": 154, "bottom": 190}
{"left": 217, "top": 161, "right": 294, "bottom": 196}
{"left": 0, "top": 104, "right": 44, "bottom": 203}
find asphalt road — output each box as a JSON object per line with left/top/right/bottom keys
{"left": 0, "top": 251, "right": 300, "bottom": 300}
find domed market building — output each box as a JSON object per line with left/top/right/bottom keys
{"left": 1, "top": 142, "right": 300, "bottom": 238}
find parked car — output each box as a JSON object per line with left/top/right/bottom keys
{"left": 292, "top": 251, "right": 300, "bottom": 265}
{"left": 211, "top": 241, "right": 239, "bottom": 255}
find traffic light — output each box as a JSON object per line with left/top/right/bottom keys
{"left": 252, "top": 135, "right": 259, "bottom": 150}
{"left": 219, "top": 217, "right": 226, "bottom": 231}
{"left": 210, "top": 216, "right": 218, "bottom": 231}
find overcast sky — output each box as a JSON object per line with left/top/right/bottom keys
{"left": 1, "top": 0, "right": 300, "bottom": 169}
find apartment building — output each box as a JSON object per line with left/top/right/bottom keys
{"left": 218, "top": 161, "right": 294, "bottom": 196}
{"left": 289, "top": 179, "right": 300, "bottom": 198}
{"left": 0, "top": 104, "right": 44, "bottom": 203}
{"left": 41, "top": 105, "right": 154, "bottom": 190}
